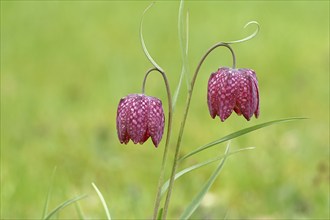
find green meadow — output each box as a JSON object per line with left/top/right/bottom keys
{"left": 1, "top": 1, "right": 329, "bottom": 219}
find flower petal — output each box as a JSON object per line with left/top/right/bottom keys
{"left": 116, "top": 96, "right": 131, "bottom": 144}
{"left": 127, "top": 94, "right": 149, "bottom": 144}
{"left": 207, "top": 72, "right": 219, "bottom": 118}
{"left": 218, "top": 68, "right": 238, "bottom": 121}
{"left": 235, "top": 69, "right": 256, "bottom": 121}
{"left": 233, "top": 106, "right": 242, "bottom": 115}
{"left": 148, "top": 97, "right": 165, "bottom": 147}
{"left": 250, "top": 70, "right": 260, "bottom": 118}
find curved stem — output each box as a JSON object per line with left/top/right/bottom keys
{"left": 162, "top": 43, "right": 235, "bottom": 219}
{"left": 142, "top": 67, "right": 173, "bottom": 220}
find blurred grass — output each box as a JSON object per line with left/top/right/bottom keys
{"left": 1, "top": 1, "right": 329, "bottom": 219}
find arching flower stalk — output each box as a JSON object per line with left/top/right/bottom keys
{"left": 116, "top": 67, "right": 173, "bottom": 219}
{"left": 162, "top": 21, "right": 260, "bottom": 218}
{"left": 137, "top": 3, "right": 175, "bottom": 218}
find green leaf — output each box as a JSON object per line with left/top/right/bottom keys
{"left": 226, "top": 21, "right": 260, "bottom": 45}
{"left": 179, "top": 117, "right": 306, "bottom": 161}
{"left": 180, "top": 142, "right": 231, "bottom": 219}
{"left": 44, "top": 194, "right": 87, "bottom": 220}
{"left": 74, "top": 202, "right": 86, "bottom": 220}
{"left": 41, "top": 166, "right": 57, "bottom": 219}
{"left": 140, "top": 3, "right": 164, "bottom": 73}
{"left": 160, "top": 147, "right": 255, "bottom": 197}
{"left": 157, "top": 208, "right": 163, "bottom": 220}
{"left": 173, "top": 0, "right": 190, "bottom": 108}
{"left": 92, "top": 182, "right": 111, "bottom": 220}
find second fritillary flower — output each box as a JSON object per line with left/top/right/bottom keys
{"left": 116, "top": 94, "right": 165, "bottom": 147}
{"left": 207, "top": 67, "right": 260, "bottom": 121}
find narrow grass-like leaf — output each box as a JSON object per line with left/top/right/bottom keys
{"left": 173, "top": 66, "right": 185, "bottom": 109}
{"left": 173, "top": 0, "right": 190, "bottom": 108}
{"left": 160, "top": 147, "right": 254, "bottom": 197}
{"left": 180, "top": 117, "right": 306, "bottom": 161}
{"left": 226, "top": 21, "right": 260, "bottom": 44}
{"left": 44, "top": 194, "right": 87, "bottom": 220}
{"left": 180, "top": 143, "right": 231, "bottom": 219}
{"left": 92, "top": 182, "right": 111, "bottom": 220}
{"left": 157, "top": 208, "right": 163, "bottom": 220}
{"left": 184, "top": 10, "right": 190, "bottom": 89}
{"left": 140, "top": 2, "right": 164, "bottom": 73}
{"left": 74, "top": 202, "right": 86, "bottom": 220}
{"left": 185, "top": 11, "right": 189, "bottom": 56}
{"left": 42, "top": 166, "right": 57, "bottom": 219}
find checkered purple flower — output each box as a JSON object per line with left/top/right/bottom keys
{"left": 116, "top": 94, "right": 165, "bottom": 147}
{"left": 207, "top": 67, "right": 259, "bottom": 121}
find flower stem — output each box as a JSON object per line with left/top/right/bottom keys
{"left": 161, "top": 43, "right": 235, "bottom": 219}
{"left": 142, "top": 68, "right": 173, "bottom": 220}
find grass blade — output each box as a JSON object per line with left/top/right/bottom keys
{"left": 180, "top": 142, "right": 231, "bottom": 219}
{"left": 173, "top": 66, "right": 185, "bottom": 109}
{"left": 160, "top": 147, "right": 254, "bottom": 197}
{"left": 179, "top": 117, "right": 306, "bottom": 161}
{"left": 41, "top": 166, "right": 57, "bottom": 219}
{"left": 157, "top": 208, "right": 163, "bottom": 220}
{"left": 44, "top": 194, "right": 87, "bottom": 220}
{"left": 92, "top": 182, "right": 111, "bottom": 220}
{"left": 74, "top": 202, "right": 86, "bottom": 220}
{"left": 173, "top": 0, "right": 190, "bottom": 108}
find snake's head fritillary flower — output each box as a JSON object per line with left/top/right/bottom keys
{"left": 207, "top": 67, "right": 259, "bottom": 122}
{"left": 116, "top": 94, "right": 165, "bottom": 147}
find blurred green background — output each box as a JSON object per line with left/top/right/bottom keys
{"left": 1, "top": 1, "right": 329, "bottom": 219}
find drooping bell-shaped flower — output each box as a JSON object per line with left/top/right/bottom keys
{"left": 207, "top": 67, "right": 259, "bottom": 121}
{"left": 116, "top": 94, "right": 165, "bottom": 147}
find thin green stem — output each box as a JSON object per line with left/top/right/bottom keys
{"left": 142, "top": 68, "right": 173, "bottom": 220}
{"left": 162, "top": 43, "right": 235, "bottom": 219}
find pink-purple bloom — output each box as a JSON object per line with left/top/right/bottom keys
{"left": 116, "top": 94, "right": 165, "bottom": 147}
{"left": 207, "top": 67, "right": 259, "bottom": 121}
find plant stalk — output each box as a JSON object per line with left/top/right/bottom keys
{"left": 142, "top": 68, "right": 173, "bottom": 220}
{"left": 161, "top": 43, "right": 235, "bottom": 219}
